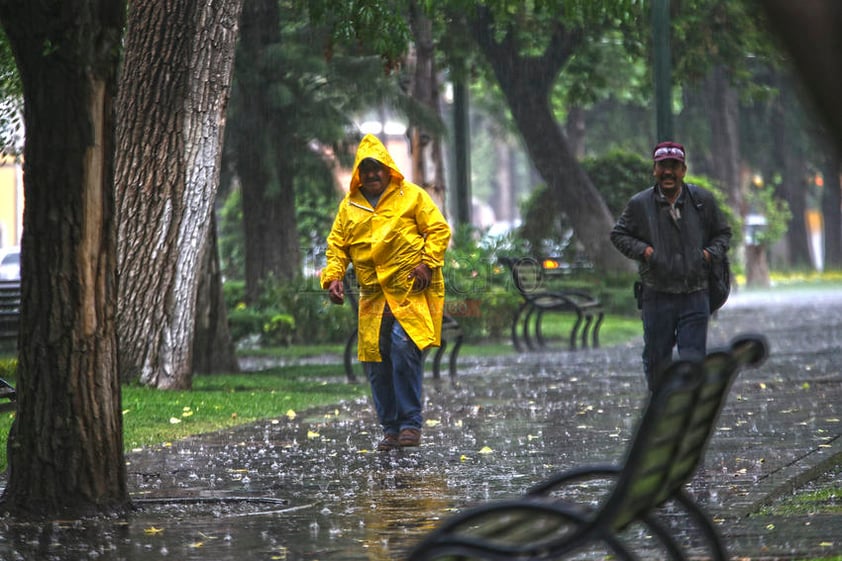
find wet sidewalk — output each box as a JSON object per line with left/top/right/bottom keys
{"left": 2, "top": 287, "right": 841, "bottom": 560}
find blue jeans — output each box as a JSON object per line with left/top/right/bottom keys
{"left": 363, "top": 306, "right": 424, "bottom": 435}
{"left": 641, "top": 289, "right": 710, "bottom": 391}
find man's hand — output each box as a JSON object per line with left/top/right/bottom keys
{"left": 643, "top": 246, "right": 654, "bottom": 261}
{"left": 327, "top": 279, "right": 345, "bottom": 305}
{"left": 408, "top": 263, "right": 432, "bottom": 291}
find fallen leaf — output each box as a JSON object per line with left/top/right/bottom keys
{"left": 144, "top": 527, "right": 164, "bottom": 535}
{"left": 479, "top": 446, "right": 493, "bottom": 454}
{"left": 286, "top": 409, "right": 296, "bottom": 420}
{"left": 307, "top": 430, "right": 320, "bottom": 439}
{"left": 169, "top": 417, "right": 181, "bottom": 424}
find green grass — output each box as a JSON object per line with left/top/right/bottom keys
{"left": 0, "top": 365, "right": 368, "bottom": 472}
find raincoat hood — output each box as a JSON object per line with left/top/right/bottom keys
{"left": 349, "top": 134, "right": 404, "bottom": 193}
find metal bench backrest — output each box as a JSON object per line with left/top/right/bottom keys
{"left": 597, "top": 335, "right": 768, "bottom": 532}
{"left": 499, "top": 257, "right": 544, "bottom": 298}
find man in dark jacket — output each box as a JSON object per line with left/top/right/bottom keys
{"left": 610, "top": 141, "right": 731, "bottom": 391}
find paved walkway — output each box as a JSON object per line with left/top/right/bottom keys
{"left": 2, "top": 286, "right": 840, "bottom": 560}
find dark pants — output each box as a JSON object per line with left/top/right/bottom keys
{"left": 641, "top": 288, "right": 710, "bottom": 391}
{"left": 363, "top": 306, "right": 424, "bottom": 436}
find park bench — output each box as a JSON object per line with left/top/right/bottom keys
{"left": 498, "top": 256, "right": 603, "bottom": 352}
{"left": 0, "top": 377, "right": 15, "bottom": 414}
{"left": 408, "top": 333, "right": 769, "bottom": 561}
{"left": 341, "top": 267, "right": 463, "bottom": 383}
{"left": 0, "top": 280, "right": 20, "bottom": 344}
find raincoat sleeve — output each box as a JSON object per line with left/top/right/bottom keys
{"left": 415, "top": 191, "right": 450, "bottom": 269}
{"left": 320, "top": 201, "right": 351, "bottom": 289}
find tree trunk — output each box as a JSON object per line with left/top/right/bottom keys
{"left": 231, "top": 0, "right": 300, "bottom": 304}
{"left": 0, "top": 0, "right": 128, "bottom": 517}
{"left": 565, "top": 106, "right": 586, "bottom": 160}
{"left": 407, "top": 0, "right": 448, "bottom": 211}
{"left": 492, "top": 132, "right": 514, "bottom": 223}
{"left": 772, "top": 81, "right": 811, "bottom": 269}
{"left": 115, "top": 0, "right": 243, "bottom": 389}
{"left": 705, "top": 66, "right": 743, "bottom": 214}
{"left": 469, "top": 8, "right": 632, "bottom": 273}
{"left": 745, "top": 244, "right": 771, "bottom": 288}
{"left": 821, "top": 147, "right": 842, "bottom": 269}
{"left": 193, "top": 215, "right": 239, "bottom": 374}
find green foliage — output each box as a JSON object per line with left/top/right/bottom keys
{"left": 303, "top": 0, "right": 410, "bottom": 69}
{"left": 223, "top": 276, "right": 355, "bottom": 348}
{"left": 745, "top": 184, "right": 791, "bottom": 247}
{"left": 0, "top": 356, "right": 15, "bottom": 378}
{"left": 519, "top": 149, "right": 651, "bottom": 254}
{"left": 0, "top": 28, "right": 23, "bottom": 153}
{"left": 218, "top": 187, "right": 244, "bottom": 281}
{"left": 684, "top": 173, "right": 743, "bottom": 244}
{"left": 444, "top": 225, "right": 521, "bottom": 340}
{"left": 582, "top": 149, "right": 651, "bottom": 217}
{"left": 263, "top": 313, "right": 296, "bottom": 347}
{"left": 227, "top": 304, "right": 265, "bottom": 344}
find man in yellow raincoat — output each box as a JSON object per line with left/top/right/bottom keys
{"left": 321, "top": 134, "right": 451, "bottom": 451}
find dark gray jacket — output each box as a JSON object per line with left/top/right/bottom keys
{"left": 610, "top": 183, "right": 731, "bottom": 294}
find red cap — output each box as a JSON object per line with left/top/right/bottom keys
{"left": 653, "top": 141, "right": 685, "bottom": 163}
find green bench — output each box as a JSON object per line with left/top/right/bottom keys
{"left": 408, "top": 334, "right": 769, "bottom": 561}
{"left": 498, "top": 257, "right": 603, "bottom": 352}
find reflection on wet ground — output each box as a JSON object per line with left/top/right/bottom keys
{"left": 0, "top": 287, "right": 840, "bottom": 560}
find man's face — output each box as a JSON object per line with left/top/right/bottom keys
{"left": 653, "top": 159, "right": 686, "bottom": 192}
{"left": 359, "top": 160, "right": 390, "bottom": 196}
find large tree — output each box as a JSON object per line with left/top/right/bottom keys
{"left": 465, "top": 4, "right": 632, "bottom": 272}
{"left": 0, "top": 0, "right": 128, "bottom": 517}
{"left": 115, "top": 0, "right": 242, "bottom": 389}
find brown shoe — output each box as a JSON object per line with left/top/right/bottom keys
{"left": 398, "top": 428, "right": 421, "bottom": 447}
{"left": 377, "top": 433, "right": 399, "bottom": 451}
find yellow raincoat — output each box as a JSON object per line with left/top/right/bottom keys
{"left": 321, "top": 134, "right": 451, "bottom": 361}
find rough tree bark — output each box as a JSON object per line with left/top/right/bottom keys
{"left": 115, "top": 0, "right": 242, "bottom": 389}
{"left": 469, "top": 7, "right": 632, "bottom": 273}
{"left": 0, "top": 0, "right": 128, "bottom": 517}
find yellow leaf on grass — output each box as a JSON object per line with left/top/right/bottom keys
{"left": 286, "top": 409, "right": 296, "bottom": 420}
{"left": 307, "top": 430, "right": 320, "bottom": 439}
{"left": 169, "top": 417, "right": 181, "bottom": 424}
{"left": 479, "top": 446, "right": 494, "bottom": 454}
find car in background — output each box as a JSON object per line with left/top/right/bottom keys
{"left": 0, "top": 246, "right": 20, "bottom": 281}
